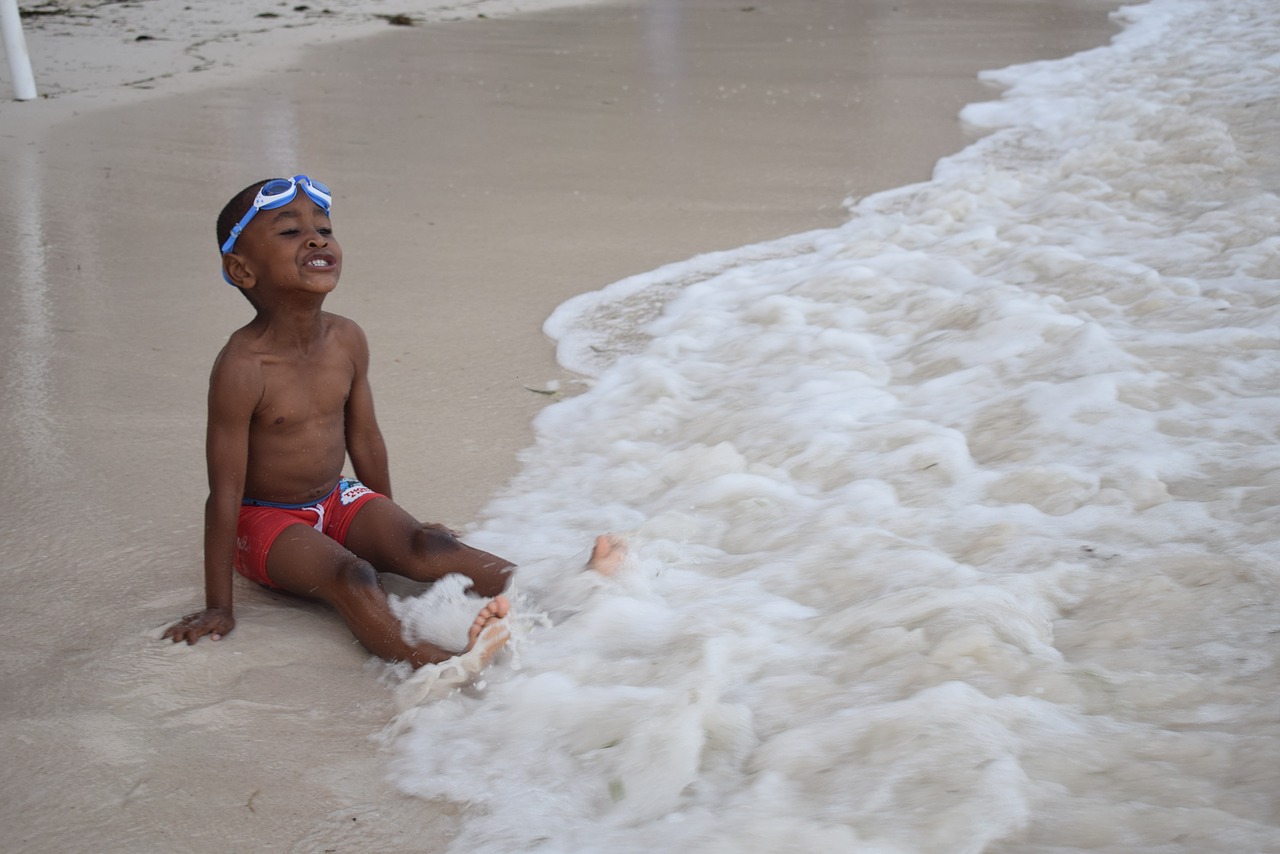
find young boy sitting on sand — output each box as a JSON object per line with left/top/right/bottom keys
{"left": 163, "top": 174, "right": 618, "bottom": 668}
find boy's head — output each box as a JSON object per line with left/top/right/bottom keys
{"left": 216, "top": 175, "right": 339, "bottom": 303}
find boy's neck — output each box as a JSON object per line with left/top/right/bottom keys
{"left": 252, "top": 299, "right": 328, "bottom": 347}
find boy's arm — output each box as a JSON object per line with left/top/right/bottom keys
{"left": 342, "top": 320, "right": 392, "bottom": 498}
{"left": 164, "top": 350, "right": 259, "bottom": 645}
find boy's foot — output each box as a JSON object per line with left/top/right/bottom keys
{"left": 587, "top": 534, "right": 627, "bottom": 576}
{"left": 395, "top": 600, "right": 510, "bottom": 708}
{"left": 465, "top": 595, "right": 511, "bottom": 667}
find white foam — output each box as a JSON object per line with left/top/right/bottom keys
{"left": 387, "top": 0, "right": 1280, "bottom": 850}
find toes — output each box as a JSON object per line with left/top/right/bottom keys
{"left": 478, "top": 595, "right": 511, "bottom": 621}
{"left": 468, "top": 596, "right": 511, "bottom": 646}
{"left": 588, "top": 534, "right": 626, "bottom": 575}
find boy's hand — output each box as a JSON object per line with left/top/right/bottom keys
{"left": 163, "top": 608, "right": 236, "bottom": 645}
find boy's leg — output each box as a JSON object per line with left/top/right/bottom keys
{"left": 265, "top": 522, "right": 508, "bottom": 667}
{"left": 342, "top": 497, "right": 515, "bottom": 597}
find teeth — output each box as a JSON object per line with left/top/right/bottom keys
{"left": 307, "top": 259, "right": 331, "bottom": 267}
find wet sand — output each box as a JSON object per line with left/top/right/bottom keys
{"left": 0, "top": 1, "right": 1117, "bottom": 850}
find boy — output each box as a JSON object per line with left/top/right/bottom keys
{"left": 164, "top": 175, "right": 617, "bottom": 668}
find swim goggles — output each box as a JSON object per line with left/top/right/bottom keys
{"left": 219, "top": 174, "right": 333, "bottom": 256}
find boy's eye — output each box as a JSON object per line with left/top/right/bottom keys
{"left": 279, "top": 228, "right": 300, "bottom": 236}
{"left": 318, "top": 227, "right": 333, "bottom": 236}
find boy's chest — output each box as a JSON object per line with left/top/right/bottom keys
{"left": 256, "top": 357, "right": 353, "bottom": 427}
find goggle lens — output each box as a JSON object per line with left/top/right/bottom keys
{"left": 254, "top": 175, "right": 332, "bottom": 213}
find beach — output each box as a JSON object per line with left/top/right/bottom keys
{"left": 0, "top": 0, "right": 1185, "bottom": 850}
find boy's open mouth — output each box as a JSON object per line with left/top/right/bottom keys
{"left": 305, "top": 253, "right": 336, "bottom": 269}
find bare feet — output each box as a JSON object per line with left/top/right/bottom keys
{"left": 464, "top": 594, "right": 511, "bottom": 667}
{"left": 587, "top": 534, "right": 627, "bottom": 576}
{"left": 393, "top": 597, "right": 511, "bottom": 709}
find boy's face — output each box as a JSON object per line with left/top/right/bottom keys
{"left": 224, "top": 192, "right": 342, "bottom": 297}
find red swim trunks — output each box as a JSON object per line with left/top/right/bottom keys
{"left": 234, "top": 478, "right": 382, "bottom": 590}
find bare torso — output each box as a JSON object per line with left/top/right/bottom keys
{"left": 229, "top": 313, "right": 356, "bottom": 504}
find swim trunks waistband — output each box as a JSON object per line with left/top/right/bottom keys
{"left": 242, "top": 479, "right": 350, "bottom": 510}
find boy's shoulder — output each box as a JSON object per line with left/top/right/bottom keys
{"left": 320, "top": 311, "right": 369, "bottom": 358}
{"left": 210, "top": 325, "right": 266, "bottom": 389}
{"left": 320, "top": 310, "right": 365, "bottom": 338}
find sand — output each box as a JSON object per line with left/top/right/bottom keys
{"left": 0, "top": 0, "right": 1118, "bottom": 850}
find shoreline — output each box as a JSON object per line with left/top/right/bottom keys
{"left": 0, "top": 1, "right": 1123, "bottom": 850}
{"left": 1, "top": 0, "right": 623, "bottom": 135}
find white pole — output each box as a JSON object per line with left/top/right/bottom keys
{"left": 1, "top": 0, "right": 37, "bottom": 101}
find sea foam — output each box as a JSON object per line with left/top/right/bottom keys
{"left": 387, "top": 1, "right": 1280, "bottom": 850}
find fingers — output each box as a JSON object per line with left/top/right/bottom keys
{"left": 162, "top": 618, "right": 195, "bottom": 644}
{"left": 164, "top": 621, "right": 203, "bottom": 645}
{"left": 162, "top": 611, "right": 234, "bottom": 646}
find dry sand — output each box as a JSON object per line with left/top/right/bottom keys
{"left": 1, "top": 1, "right": 1118, "bottom": 850}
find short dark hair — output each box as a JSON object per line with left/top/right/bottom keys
{"left": 216, "top": 180, "right": 273, "bottom": 304}
{"left": 216, "top": 179, "right": 271, "bottom": 251}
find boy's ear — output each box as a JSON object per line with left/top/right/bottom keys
{"left": 222, "top": 253, "right": 257, "bottom": 290}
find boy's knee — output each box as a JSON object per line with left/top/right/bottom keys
{"left": 410, "top": 524, "right": 463, "bottom": 556}
{"left": 332, "top": 556, "right": 380, "bottom": 595}
{"left": 405, "top": 524, "right": 513, "bottom": 596}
